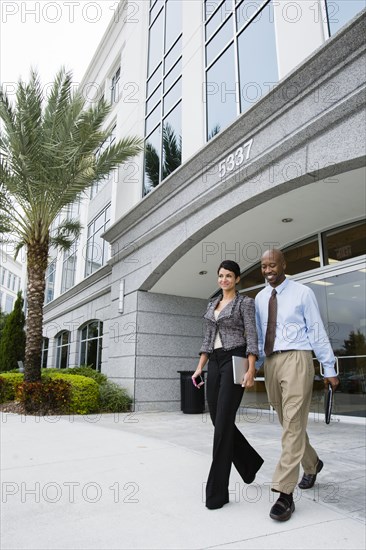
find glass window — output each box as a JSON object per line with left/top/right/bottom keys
{"left": 165, "top": 0, "right": 182, "bottom": 53}
{"left": 79, "top": 320, "right": 103, "bottom": 371}
{"left": 55, "top": 331, "right": 70, "bottom": 369}
{"left": 164, "top": 36, "right": 182, "bottom": 74}
{"left": 110, "top": 67, "right": 120, "bottom": 103}
{"left": 163, "top": 77, "right": 182, "bottom": 116}
{"left": 147, "top": 64, "right": 162, "bottom": 98}
{"left": 206, "top": 0, "right": 233, "bottom": 41}
{"left": 162, "top": 101, "right": 182, "bottom": 181}
{"left": 237, "top": 1, "right": 278, "bottom": 113}
{"left": 205, "top": 0, "right": 224, "bottom": 21}
{"left": 150, "top": 0, "right": 164, "bottom": 23}
{"left": 146, "top": 84, "right": 162, "bottom": 114}
{"left": 206, "top": 44, "right": 237, "bottom": 140}
{"left": 324, "top": 221, "right": 366, "bottom": 264}
{"left": 85, "top": 206, "right": 111, "bottom": 277}
{"left": 206, "top": 14, "right": 233, "bottom": 66}
{"left": 45, "top": 259, "right": 56, "bottom": 304}
{"left": 282, "top": 237, "right": 321, "bottom": 275}
{"left": 145, "top": 101, "right": 161, "bottom": 136}
{"left": 164, "top": 59, "right": 182, "bottom": 92}
{"left": 148, "top": 9, "right": 164, "bottom": 76}
{"left": 41, "top": 338, "right": 49, "bottom": 369}
{"left": 326, "top": 0, "right": 365, "bottom": 36}
{"left": 61, "top": 240, "right": 78, "bottom": 294}
{"left": 144, "top": 126, "right": 162, "bottom": 193}
{"left": 5, "top": 295, "right": 14, "bottom": 313}
{"left": 236, "top": 0, "right": 268, "bottom": 32}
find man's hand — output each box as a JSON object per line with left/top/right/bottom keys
{"left": 324, "top": 376, "right": 339, "bottom": 390}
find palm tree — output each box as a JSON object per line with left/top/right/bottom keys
{"left": 0, "top": 69, "right": 143, "bottom": 382}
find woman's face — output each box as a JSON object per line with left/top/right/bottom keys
{"left": 218, "top": 268, "right": 239, "bottom": 292}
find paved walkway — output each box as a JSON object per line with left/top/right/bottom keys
{"left": 1, "top": 409, "right": 365, "bottom": 549}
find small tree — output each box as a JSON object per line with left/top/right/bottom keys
{"left": 0, "top": 291, "right": 26, "bottom": 371}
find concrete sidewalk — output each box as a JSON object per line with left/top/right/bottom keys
{"left": 1, "top": 408, "right": 365, "bottom": 550}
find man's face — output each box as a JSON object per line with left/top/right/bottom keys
{"left": 260, "top": 252, "right": 286, "bottom": 287}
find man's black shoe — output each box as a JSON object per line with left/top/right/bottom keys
{"left": 269, "top": 496, "right": 295, "bottom": 521}
{"left": 298, "top": 458, "right": 324, "bottom": 489}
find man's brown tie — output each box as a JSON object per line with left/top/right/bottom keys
{"left": 264, "top": 288, "right": 277, "bottom": 356}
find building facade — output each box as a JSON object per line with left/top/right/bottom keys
{"left": 42, "top": 1, "right": 366, "bottom": 417}
{"left": 0, "top": 244, "right": 24, "bottom": 314}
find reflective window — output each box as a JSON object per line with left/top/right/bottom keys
{"left": 165, "top": 0, "right": 182, "bottom": 53}
{"left": 79, "top": 320, "right": 103, "bottom": 371}
{"left": 41, "top": 338, "right": 49, "bottom": 369}
{"left": 206, "top": 44, "right": 237, "bottom": 140}
{"left": 55, "top": 331, "right": 70, "bottom": 369}
{"left": 326, "top": 0, "right": 365, "bottom": 35}
{"left": 164, "top": 36, "right": 182, "bottom": 74}
{"left": 145, "top": 102, "right": 161, "bottom": 136}
{"left": 145, "top": 0, "right": 182, "bottom": 192}
{"left": 147, "top": 64, "right": 162, "bottom": 97}
{"left": 144, "top": 126, "right": 162, "bottom": 192}
{"left": 110, "top": 67, "right": 120, "bottom": 103}
{"left": 148, "top": 9, "right": 164, "bottom": 76}
{"left": 150, "top": 0, "right": 164, "bottom": 23}
{"left": 205, "top": 0, "right": 223, "bottom": 20}
{"left": 324, "top": 221, "right": 366, "bottom": 264}
{"left": 206, "top": 14, "right": 233, "bottom": 66}
{"left": 236, "top": 0, "right": 268, "bottom": 31}
{"left": 4, "top": 295, "right": 14, "bottom": 313}
{"left": 61, "top": 240, "right": 78, "bottom": 294}
{"left": 206, "top": 0, "right": 232, "bottom": 41}
{"left": 85, "top": 205, "right": 111, "bottom": 277}
{"left": 162, "top": 102, "right": 182, "bottom": 181}
{"left": 45, "top": 258, "right": 56, "bottom": 304}
{"left": 237, "top": 1, "right": 278, "bottom": 112}
{"left": 163, "top": 77, "right": 182, "bottom": 115}
{"left": 164, "top": 59, "right": 181, "bottom": 92}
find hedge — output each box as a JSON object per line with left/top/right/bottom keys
{"left": 0, "top": 373, "right": 24, "bottom": 402}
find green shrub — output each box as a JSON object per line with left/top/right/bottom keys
{"left": 0, "top": 292, "right": 25, "bottom": 371}
{"left": 48, "top": 373, "right": 99, "bottom": 414}
{"left": 16, "top": 379, "right": 72, "bottom": 414}
{"left": 42, "top": 365, "right": 108, "bottom": 385}
{"left": 99, "top": 381, "right": 132, "bottom": 413}
{"left": 0, "top": 373, "right": 24, "bottom": 402}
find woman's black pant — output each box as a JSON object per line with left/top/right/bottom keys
{"left": 206, "top": 347, "right": 264, "bottom": 509}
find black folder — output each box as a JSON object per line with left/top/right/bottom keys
{"left": 325, "top": 384, "right": 333, "bottom": 424}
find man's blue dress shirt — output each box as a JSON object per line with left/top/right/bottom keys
{"left": 255, "top": 278, "right": 337, "bottom": 378}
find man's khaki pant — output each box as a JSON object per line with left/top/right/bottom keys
{"left": 264, "top": 350, "right": 318, "bottom": 494}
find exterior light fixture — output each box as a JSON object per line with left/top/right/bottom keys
{"left": 282, "top": 218, "right": 293, "bottom": 223}
{"left": 199, "top": 270, "right": 208, "bottom": 275}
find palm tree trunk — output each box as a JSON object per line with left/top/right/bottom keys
{"left": 24, "top": 240, "right": 49, "bottom": 382}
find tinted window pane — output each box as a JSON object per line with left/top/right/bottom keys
{"left": 326, "top": 0, "right": 365, "bottom": 35}
{"left": 324, "top": 221, "right": 366, "bottom": 264}
{"left": 238, "top": 2, "right": 278, "bottom": 112}
{"left": 165, "top": 0, "right": 182, "bottom": 53}
{"left": 283, "top": 238, "right": 320, "bottom": 274}
{"left": 162, "top": 102, "right": 182, "bottom": 180}
{"left": 236, "top": 0, "right": 267, "bottom": 32}
{"left": 206, "top": 15, "right": 233, "bottom": 66}
{"left": 206, "top": 44, "right": 237, "bottom": 139}
{"left": 163, "top": 77, "right": 182, "bottom": 115}
{"left": 206, "top": 0, "right": 232, "bottom": 41}
{"left": 144, "top": 126, "right": 162, "bottom": 192}
{"left": 148, "top": 9, "right": 164, "bottom": 76}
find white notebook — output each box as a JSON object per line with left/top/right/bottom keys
{"left": 232, "top": 355, "right": 249, "bottom": 384}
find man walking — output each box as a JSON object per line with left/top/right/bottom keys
{"left": 255, "top": 249, "right": 339, "bottom": 521}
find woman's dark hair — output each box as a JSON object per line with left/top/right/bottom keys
{"left": 217, "top": 260, "right": 241, "bottom": 279}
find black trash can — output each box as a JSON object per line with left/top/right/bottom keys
{"left": 177, "top": 371, "right": 205, "bottom": 414}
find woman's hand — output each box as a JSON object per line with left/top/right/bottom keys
{"left": 242, "top": 367, "right": 256, "bottom": 388}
